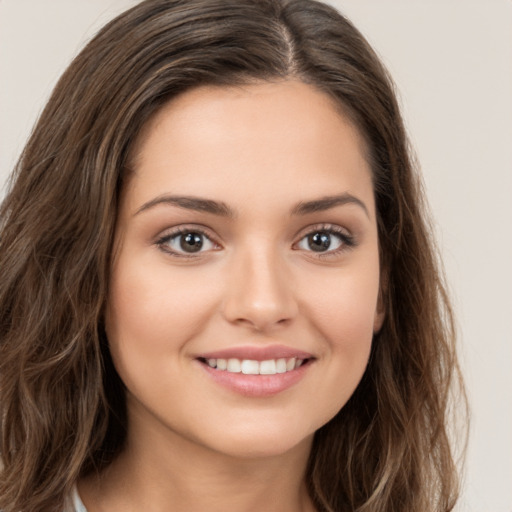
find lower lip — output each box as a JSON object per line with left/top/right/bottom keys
{"left": 198, "top": 360, "right": 311, "bottom": 397}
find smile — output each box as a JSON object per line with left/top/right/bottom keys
{"left": 203, "top": 357, "right": 305, "bottom": 375}
{"left": 197, "top": 353, "right": 313, "bottom": 397}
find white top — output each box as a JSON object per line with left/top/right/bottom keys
{"left": 0, "top": 487, "right": 88, "bottom": 512}
{"left": 71, "top": 486, "right": 88, "bottom": 512}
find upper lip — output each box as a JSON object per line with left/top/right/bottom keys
{"left": 196, "top": 344, "right": 314, "bottom": 361}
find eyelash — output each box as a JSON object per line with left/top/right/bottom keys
{"left": 293, "top": 224, "right": 356, "bottom": 259}
{"left": 155, "top": 224, "right": 356, "bottom": 259}
{"left": 155, "top": 225, "right": 219, "bottom": 258}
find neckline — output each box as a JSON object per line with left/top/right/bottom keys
{"left": 71, "top": 485, "right": 88, "bottom": 512}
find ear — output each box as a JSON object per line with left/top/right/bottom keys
{"left": 373, "top": 272, "right": 387, "bottom": 334}
{"left": 373, "top": 295, "right": 385, "bottom": 333}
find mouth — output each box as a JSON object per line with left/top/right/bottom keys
{"left": 197, "top": 356, "right": 311, "bottom": 375}
{"left": 196, "top": 351, "right": 314, "bottom": 397}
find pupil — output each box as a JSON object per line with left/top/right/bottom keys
{"left": 308, "top": 232, "right": 331, "bottom": 252}
{"left": 180, "top": 232, "right": 203, "bottom": 252}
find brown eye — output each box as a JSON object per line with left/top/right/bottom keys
{"left": 307, "top": 232, "right": 332, "bottom": 252}
{"left": 159, "top": 230, "right": 217, "bottom": 255}
{"left": 180, "top": 232, "right": 204, "bottom": 253}
{"left": 295, "top": 227, "right": 355, "bottom": 255}
{"left": 298, "top": 231, "right": 343, "bottom": 253}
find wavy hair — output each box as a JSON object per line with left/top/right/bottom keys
{"left": 0, "top": 1, "right": 466, "bottom": 510}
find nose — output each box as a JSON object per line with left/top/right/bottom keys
{"left": 221, "top": 245, "right": 298, "bottom": 332}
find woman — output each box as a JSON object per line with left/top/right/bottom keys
{"left": 0, "top": 1, "right": 465, "bottom": 511}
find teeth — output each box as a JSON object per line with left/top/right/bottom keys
{"left": 227, "top": 358, "right": 241, "bottom": 373}
{"left": 259, "top": 359, "right": 277, "bottom": 375}
{"left": 276, "top": 358, "right": 287, "bottom": 373}
{"left": 205, "top": 357, "right": 306, "bottom": 375}
{"left": 241, "top": 360, "right": 259, "bottom": 375}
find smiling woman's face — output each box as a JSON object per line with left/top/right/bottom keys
{"left": 107, "top": 80, "right": 384, "bottom": 459}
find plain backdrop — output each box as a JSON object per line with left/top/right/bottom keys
{"left": 1, "top": 1, "right": 511, "bottom": 511}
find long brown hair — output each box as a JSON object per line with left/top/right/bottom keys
{"left": 0, "top": 1, "right": 466, "bottom": 510}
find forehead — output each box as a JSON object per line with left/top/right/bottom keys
{"left": 124, "top": 80, "right": 374, "bottom": 216}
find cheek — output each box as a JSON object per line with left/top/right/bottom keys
{"left": 313, "top": 291, "right": 375, "bottom": 383}
{"left": 297, "top": 258, "right": 379, "bottom": 411}
{"left": 105, "top": 257, "right": 221, "bottom": 365}
{"left": 306, "top": 264, "right": 380, "bottom": 347}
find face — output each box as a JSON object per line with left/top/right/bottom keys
{"left": 107, "top": 80, "right": 384, "bottom": 459}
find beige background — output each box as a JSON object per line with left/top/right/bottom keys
{"left": 1, "top": 1, "right": 511, "bottom": 510}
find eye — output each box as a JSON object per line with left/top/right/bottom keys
{"left": 296, "top": 228, "right": 354, "bottom": 254}
{"left": 157, "top": 229, "right": 218, "bottom": 255}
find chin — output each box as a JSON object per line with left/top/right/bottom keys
{"left": 183, "top": 413, "right": 318, "bottom": 461}
{"left": 208, "top": 430, "right": 314, "bottom": 460}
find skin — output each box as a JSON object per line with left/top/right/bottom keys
{"left": 79, "top": 80, "right": 384, "bottom": 512}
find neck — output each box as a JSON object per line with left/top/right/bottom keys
{"left": 79, "top": 404, "right": 316, "bottom": 512}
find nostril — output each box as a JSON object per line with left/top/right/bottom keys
{"left": 221, "top": 270, "right": 299, "bottom": 331}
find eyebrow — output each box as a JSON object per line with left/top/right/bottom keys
{"left": 291, "top": 193, "right": 369, "bottom": 218}
{"left": 135, "top": 192, "right": 369, "bottom": 218}
{"left": 135, "top": 195, "right": 235, "bottom": 217}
